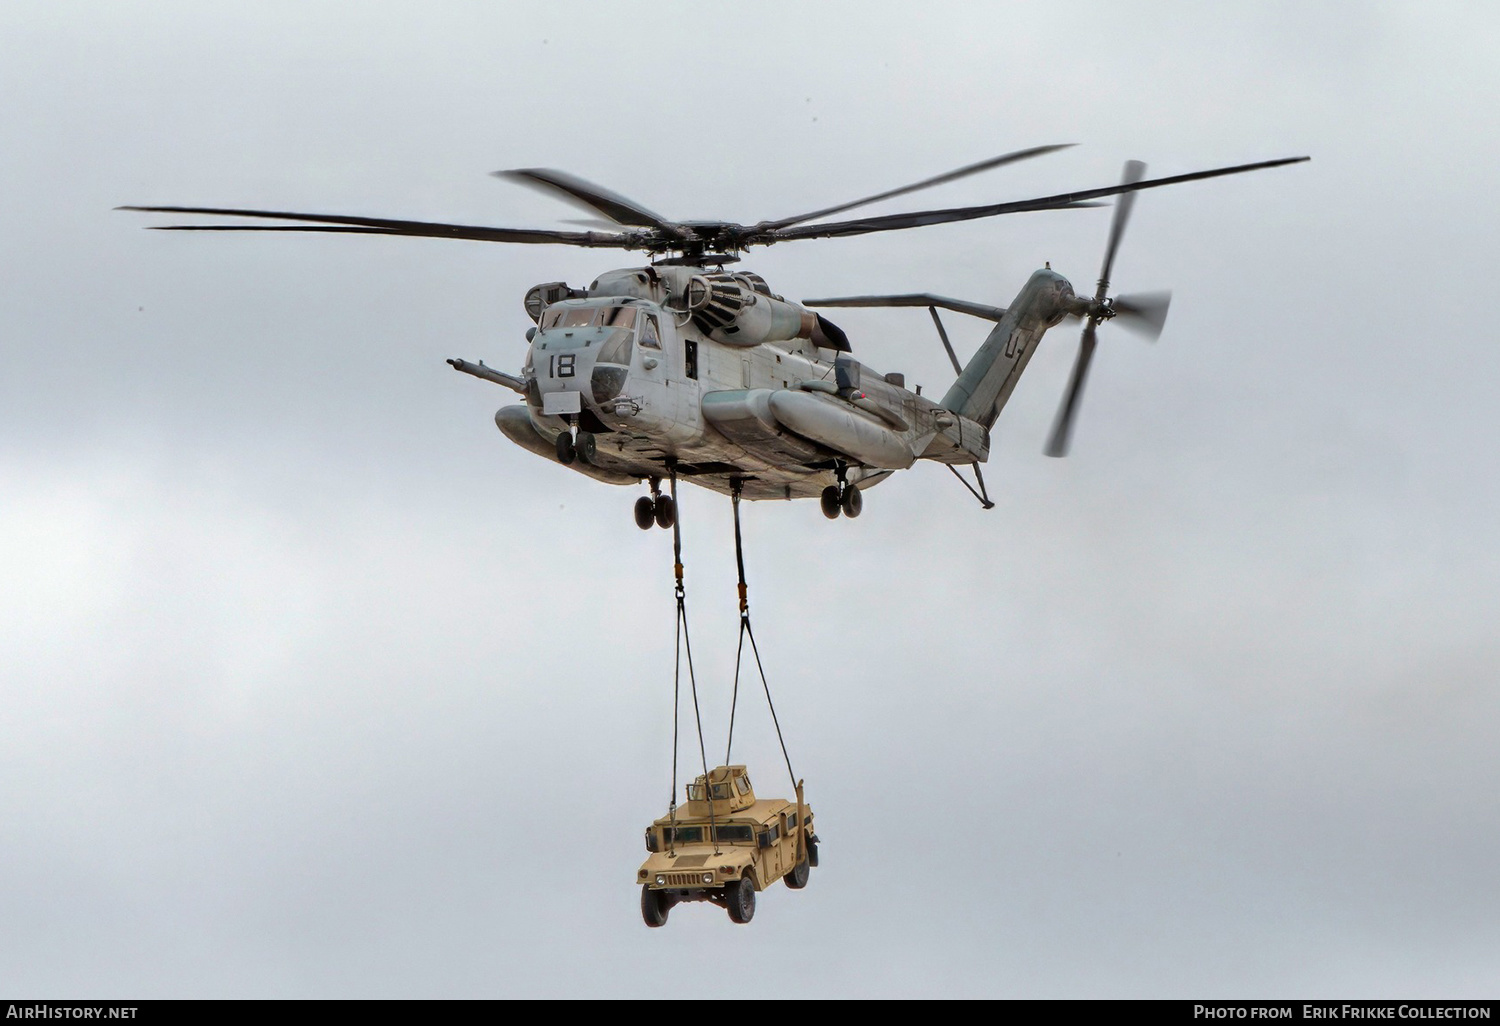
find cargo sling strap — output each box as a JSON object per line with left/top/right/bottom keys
{"left": 666, "top": 465, "right": 718, "bottom": 856}
{"left": 723, "top": 479, "right": 797, "bottom": 791}
{"left": 664, "top": 472, "right": 799, "bottom": 858}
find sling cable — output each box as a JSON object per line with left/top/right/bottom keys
{"left": 666, "top": 468, "right": 804, "bottom": 852}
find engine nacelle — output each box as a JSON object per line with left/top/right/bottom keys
{"left": 686, "top": 272, "right": 812, "bottom": 348}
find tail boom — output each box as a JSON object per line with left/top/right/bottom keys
{"left": 940, "top": 268, "right": 1078, "bottom": 429}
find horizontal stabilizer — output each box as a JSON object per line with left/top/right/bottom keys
{"left": 803, "top": 294, "right": 1005, "bottom": 322}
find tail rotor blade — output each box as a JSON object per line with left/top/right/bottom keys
{"left": 1112, "top": 290, "right": 1172, "bottom": 340}
{"left": 1097, "top": 160, "right": 1145, "bottom": 295}
{"left": 1045, "top": 323, "right": 1099, "bottom": 457}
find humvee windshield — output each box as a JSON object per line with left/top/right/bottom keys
{"left": 712, "top": 825, "right": 754, "bottom": 843}
{"left": 665, "top": 826, "right": 705, "bottom": 844}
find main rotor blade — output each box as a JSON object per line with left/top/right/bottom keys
{"left": 494, "top": 168, "right": 681, "bottom": 235}
{"left": 803, "top": 293, "right": 1006, "bottom": 321}
{"left": 1112, "top": 290, "right": 1172, "bottom": 340}
{"left": 760, "top": 155, "right": 1309, "bottom": 245}
{"left": 117, "top": 205, "right": 640, "bottom": 247}
{"left": 1098, "top": 160, "right": 1145, "bottom": 295}
{"left": 760, "top": 143, "right": 1074, "bottom": 231}
{"left": 1045, "top": 323, "right": 1099, "bottom": 458}
{"left": 559, "top": 216, "right": 628, "bottom": 231}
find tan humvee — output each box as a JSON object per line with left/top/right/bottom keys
{"left": 637, "top": 764, "right": 819, "bottom": 926}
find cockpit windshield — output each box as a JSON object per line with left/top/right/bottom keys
{"left": 539, "top": 304, "right": 640, "bottom": 331}
{"left": 541, "top": 306, "right": 596, "bottom": 329}
{"left": 596, "top": 330, "right": 633, "bottom": 366}
{"left": 602, "top": 306, "right": 637, "bottom": 329}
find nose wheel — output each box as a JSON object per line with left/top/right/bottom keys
{"left": 635, "top": 478, "right": 675, "bottom": 530}
{"left": 555, "top": 426, "right": 597, "bottom": 466}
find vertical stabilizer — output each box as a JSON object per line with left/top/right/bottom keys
{"left": 940, "top": 269, "right": 1077, "bottom": 429}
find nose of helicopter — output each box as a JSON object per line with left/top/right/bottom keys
{"left": 530, "top": 325, "right": 634, "bottom": 413}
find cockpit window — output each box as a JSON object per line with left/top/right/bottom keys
{"left": 540, "top": 306, "right": 597, "bottom": 329}
{"left": 596, "top": 329, "right": 634, "bottom": 366}
{"left": 541, "top": 305, "right": 640, "bottom": 332}
{"left": 640, "top": 313, "right": 661, "bottom": 349}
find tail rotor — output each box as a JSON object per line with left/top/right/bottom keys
{"left": 1045, "top": 161, "right": 1173, "bottom": 457}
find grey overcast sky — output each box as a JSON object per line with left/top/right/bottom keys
{"left": 2, "top": 0, "right": 1497, "bottom": 998}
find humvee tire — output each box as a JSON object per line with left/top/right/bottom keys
{"left": 726, "top": 877, "right": 756, "bottom": 924}
{"left": 784, "top": 857, "right": 810, "bottom": 890}
{"left": 807, "top": 839, "right": 819, "bottom": 868}
{"left": 641, "top": 885, "right": 669, "bottom": 928}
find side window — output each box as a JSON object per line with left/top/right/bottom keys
{"left": 640, "top": 314, "right": 660, "bottom": 349}
{"left": 684, "top": 339, "right": 698, "bottom": 380}
{"left": 735, "top": 775, "right": 750, "bottom": 796}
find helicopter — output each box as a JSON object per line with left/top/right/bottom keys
{"left": 122, "top": 147, "right": 1307, "bottom": 526}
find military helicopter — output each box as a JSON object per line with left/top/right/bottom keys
{"left": 122, "top": 147, "right": 1307, "bottom": 526}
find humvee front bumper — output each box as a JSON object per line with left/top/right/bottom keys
{"left": 638, "top": 851, "right": 754, "bottom": 891}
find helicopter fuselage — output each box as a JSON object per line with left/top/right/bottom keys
{"left": 489, "top": 264, "right": 1001, "bottom": 501}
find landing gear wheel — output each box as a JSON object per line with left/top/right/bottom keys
{"left": 726, "top": 877, "right": 756, "bottom": 924}
{"left": 784, "top": 857, "right": 810, "bottom": 890}
{"left": 641, "top": 885, "right": 669, "bottom": 928}
{"left": 653, "top": 494, "right": 676, "bottom": 530}
{"left": 633, "top": 496, "right": 656, "bottom": 531}
{"left": 840, "top": 484, "right": 863, "bottom": 518}
{"left": 575, "top": 431, "right": 597, "bottom": 464}
{"left": 554, "top": 431, "right": 576, "bottom": 465}
{"left": 820, "top": 486, "right": 842, "bottom": 520}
